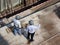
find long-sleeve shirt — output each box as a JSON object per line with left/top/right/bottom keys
{"left": 27, "top": 24, "right": 41, "bottom": 33}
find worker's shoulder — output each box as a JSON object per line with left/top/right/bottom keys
{"left": 27, "top": 25, "right": 35, "bottom": 28}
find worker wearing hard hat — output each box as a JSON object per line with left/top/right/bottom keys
{"left": 12, "top": 15, "right": 21, "bottom": 35}
{"left": 27, "top": 20, "right": 40, "bottom": 42}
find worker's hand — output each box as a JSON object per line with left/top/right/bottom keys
{"left": 11, "top": 23, "right": 14, "bottom": 26}
{"left": 36, "top": 24, "right": 41, "bottom": 29}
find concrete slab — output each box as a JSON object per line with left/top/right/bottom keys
{"left": 0, "top": 2, "right": 60, "bottom": 45}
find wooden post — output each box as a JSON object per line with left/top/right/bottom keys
{"left": 3, "top": 0, "right": 6, "bottom": 10}
{"left": 6, "top": 0, "right": 10, "bottom": 13}
{"left": 23, "top": 0, "right": 26, "bottom": 7}
{"left": 9, "top": 0, "right": 13, "bottom": 13}
{"left": 19, "top": 0, "right": 21, "bottom": 5}
{"left": 0, "top": 0, "right": 1, "bottom": 13}
{"left": 0, "top": 0, "right": 2, "bottom": 18}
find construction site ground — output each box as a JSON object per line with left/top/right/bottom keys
{"left": 0, "top": 2, "right": 60, "bottom": 45}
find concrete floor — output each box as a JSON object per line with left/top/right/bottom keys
{"left": 21, "top": 2, "right": 60, "bottom": 45}
{"left": 0, "top": 2, "right": 60, "bottom": 45}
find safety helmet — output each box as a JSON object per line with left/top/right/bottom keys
{"left": 15, "top": 15, "right": 21, "bottom": 20}
{"left": 29, "top": 20, "right": 34, "bottom": 25}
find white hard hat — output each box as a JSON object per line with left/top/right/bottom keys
{"left": 29, "top": 20, "right": 34, "bottom": 25}
{"left": 15, "top": 15, "right": 21, "bottom": 20}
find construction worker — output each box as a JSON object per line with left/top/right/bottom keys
{"left": 12, "top": 15, "right": 21, "bottom": 35}
{"left": 27, "top": 20, "right": 40, "bottom": 42}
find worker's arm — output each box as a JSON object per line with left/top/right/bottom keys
{"left": 11, "top": 22, "right": 14, "bottom": 27}
{"left": 35, "top": 24, "right": 41, "bottom": 30}
{"left": 19, "top": 22, "right": 21, "bottom": 28}
{"left": 10, "top": 19, "right": 15, "bottom": 27}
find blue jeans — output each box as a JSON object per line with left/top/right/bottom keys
{"left": 13, "top": 27, "right": 21, "bottom": 35}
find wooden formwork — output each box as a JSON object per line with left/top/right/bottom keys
{"left": 0, "top": 0, "right": 48, "bottom": 19}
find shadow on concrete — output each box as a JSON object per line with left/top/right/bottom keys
{"left": 0, "top": 34, "right": 9, "bottom": 45}
{"left": 54, "top": 6, "right": 60, "bottom": 18}
{"left": 21, "top": 28, "right": 28, "bottom": 39}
